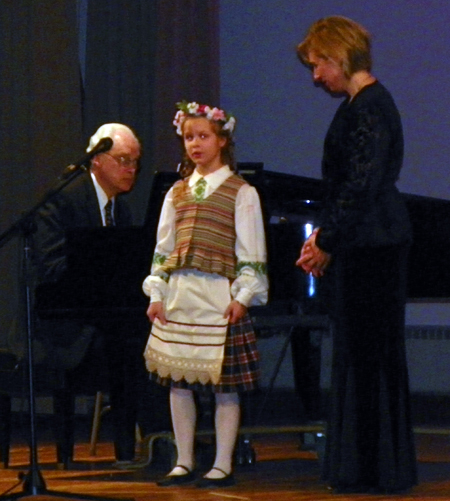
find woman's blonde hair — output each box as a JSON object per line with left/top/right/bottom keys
{"left": 297, "top": 16, "right": 372, "bottom": 78}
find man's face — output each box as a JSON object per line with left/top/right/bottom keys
{"left": 91, "top": 132, "right": 141, "bottom": 197}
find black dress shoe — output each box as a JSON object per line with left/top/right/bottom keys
{"left": 196, "top": 467, "right": 236, "bottom": 488}
{"left": 156, "top": 465, "right": 196, "bottom": 487}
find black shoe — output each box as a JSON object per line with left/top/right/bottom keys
{"left": 156, "top": 465, "right": 196, "bottom": 487}
{"left": 196, "top": 467, "right": 236, "bottom": 488}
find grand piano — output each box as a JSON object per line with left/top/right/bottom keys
{"left": 34, "top": 164, "right": 450, "bottom": 318}
{"left": 34, "top": 165, "right": 450, "bottom": 430}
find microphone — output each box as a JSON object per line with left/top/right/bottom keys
{"left": 61, "top": 137, "right": 114, "bottom": 179}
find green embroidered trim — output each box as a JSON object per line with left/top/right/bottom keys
{"left": 152, "top": 271, "right": 170, "bottom": 283}
{"left": 236, "top": 261, "right": 267, "bottom": 275}
{"left": 152, "top": 252, "right": 167, "bottom": 266}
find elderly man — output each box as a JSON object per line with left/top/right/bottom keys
{"left": 37, "top": 123, "right": 141, "bottom": 281}
{"left": 34, "top": 124, "right": 146, "bottom": 468}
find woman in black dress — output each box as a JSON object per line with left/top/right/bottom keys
{"left": 296, "top": 16, "right": 417, "bottom": 494}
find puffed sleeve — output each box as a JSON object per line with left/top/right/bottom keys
{"left": 142, "top": 187, "right": 176, "bottom": 302}
{"left": 231, "top": 183, "right": 269, "bottom": 307}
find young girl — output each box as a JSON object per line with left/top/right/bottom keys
{"left": 142, "top": 101, "right": 268, "bottom": 488}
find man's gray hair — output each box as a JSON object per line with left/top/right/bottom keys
{"left": 86, "top": 123, "right": 139, "bottom": 152}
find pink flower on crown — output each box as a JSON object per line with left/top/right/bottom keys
{"left": 208, "top": 107, "right": 226, "bottom": 122}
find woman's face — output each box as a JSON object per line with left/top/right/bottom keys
{"left": 307, "top": 51, "right": 349, "bottom": 94}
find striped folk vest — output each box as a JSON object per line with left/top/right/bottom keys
{"left": 161, "top": 174, "right": 247, "bottom": 279}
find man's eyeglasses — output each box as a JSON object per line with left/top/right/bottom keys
{"left": 104, "top": 153, "right": 140, "bottom": 169}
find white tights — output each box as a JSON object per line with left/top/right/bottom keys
{"left": 167, "top": 387, "right": 240, "bottom": 478}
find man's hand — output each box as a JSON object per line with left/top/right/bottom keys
{"left": 147, "top": 301, "right": 167, "bottom": 325}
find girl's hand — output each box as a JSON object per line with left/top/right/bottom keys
{"left": 224, "top": 300, "right": 247, "bottom": 324}
{"left": 147, "top": 301, "right": 167, "bottom": 325}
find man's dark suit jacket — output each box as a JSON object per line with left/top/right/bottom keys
{"left": 33, "top": 173, "right": 132, "bottom": 371}
{"left": 36, "top": 172, "right": 132, "bottom": 284}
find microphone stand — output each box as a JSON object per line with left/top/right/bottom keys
{"left": 0, "top": 164, "right": 131, "bottom": 501}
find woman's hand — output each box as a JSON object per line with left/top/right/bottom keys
{"left": 147, "top": 301, "right": 167, "bottom": 325}
{"left": 296, "top": 229, "right": 331, "bottom": 277}
{"left": 224, "top": 300, "right": 247, "bottom": 324}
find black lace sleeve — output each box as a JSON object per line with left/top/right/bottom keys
{"left": 316, "top": 94, "right": 402, "bottom": 253}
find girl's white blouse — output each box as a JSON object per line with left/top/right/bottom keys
{"left": 142, "top": 165, "right": 268, "bottom": 307}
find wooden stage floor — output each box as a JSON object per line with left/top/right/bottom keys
{"left": 1, "top": 430, "right": 450, "bottom": 501}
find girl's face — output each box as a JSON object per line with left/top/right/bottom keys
{"left": 183, "top": 117, "right": 226, "bottom": 174}
{"left": 307, "top": 50, "right": 349, "bottom": 94}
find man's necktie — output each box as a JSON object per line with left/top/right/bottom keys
{"left": 104, "top": 200, "right": 115, "bottom": 226}
{"left": 194, "top": 177, "right": 207, "bottom": 202}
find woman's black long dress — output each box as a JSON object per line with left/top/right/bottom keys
{"left": 316, "top": 81, "right": 418, "bottom": 492}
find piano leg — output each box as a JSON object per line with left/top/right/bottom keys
{"left": 290, "top": 326, "right": 323, "bottom": 422}
{"left": 0, "top": 394, "right": 11, "bottom": 468}
{"left": 53, "top": 386, "right": 75, "bottom": 469}
{"left": 290, "top": 326, "right": 324, "bottom": 455}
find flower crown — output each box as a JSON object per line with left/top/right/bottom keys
{"left": 173, "top": 101, "right": 236, "bottom": 136}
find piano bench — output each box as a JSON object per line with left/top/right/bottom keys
{"left": 0, "top": 352, "right": 78, "bottom": 469}
{"left": 89, "top": 391, "right": 111, "bottom": 456}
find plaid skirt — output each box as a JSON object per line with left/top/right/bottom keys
{"left": 149, "top": 313, "right": 260, "bottom": 393}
